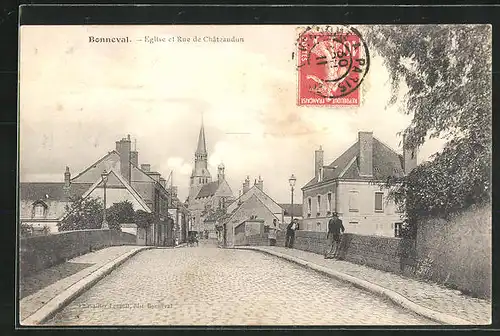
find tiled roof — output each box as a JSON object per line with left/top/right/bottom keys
{"left": 279, "top": 203, "right": 303, "bottom": 217}
{"left": 195, "top": 181, "right": 220, "bottom": 199}
{"left": 303, "top": 137, "right": 405, "bottom": 189}
{"left": 19, "top": 182, "right": 93, "bottom": 201}
{"left": 70, "top": 151, "right": 120, "bottom": 182}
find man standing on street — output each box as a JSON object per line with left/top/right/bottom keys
{"left": 268, "top": 218, "right": 279, "bottom": 246}
{"left": 325, "top": 212, "right": 345, "bottom": 259}
{"left": 285, "top": 218, "right": 299, "bottom": 248}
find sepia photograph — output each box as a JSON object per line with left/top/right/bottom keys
{"left": 18, "top": 24, "right": 491, "bottom": 326}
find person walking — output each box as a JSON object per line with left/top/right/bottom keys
{"left": 268, "top": 218, "right": 279, "bottom": 246}
{"left": 325, "top": 212, "right": 345, "bottom": 259}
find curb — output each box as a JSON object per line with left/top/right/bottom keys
{"left": 21, "top": 246, "right": 154, "bottom": 326}
{"left": 235, "top": 246, "right": 473, "bottom": 326}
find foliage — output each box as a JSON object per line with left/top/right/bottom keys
{"left": 203, "top": 206, "right": 228, "bottom": 224}
{"left": 20, "top": 223, "right": 34, "bottom": 237}
{"left": 58, "top": 196, "right": 104, "bottom": 231}
{"left": 363, "top": 25, "right": 492, "bottom": 234}
{"left": 134, "top": 210, "right": 154, "bottom": 244}
{"left": 107, "top": 200, "right": 135, "bottom": 230}
{"left": 134, "top": 210, "right": 154, "bottom": 229}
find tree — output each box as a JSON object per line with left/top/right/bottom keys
{"left": 107, "top": 200, "right": 135, "bottom": 230}
{"left": 363, "top": 25, "right": 492, "bottom": 234}
{"left": 134, "top": 210, "right": 154, "bottom": 245}
{"left": 20, "top": 223, "right": 34, "bottom": 238}
{"left": 58, "top": 196, "right": 104, "bottom": 231}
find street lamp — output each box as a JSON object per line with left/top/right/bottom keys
{"left": 101, "top": 170, "right": 109, "bottom": 230}
{"left": 289, "top": 174, "right": 297, "bottom": 222}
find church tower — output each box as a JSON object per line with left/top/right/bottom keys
{"left": 189, "top": 119, "right": 212, "bottom": 201}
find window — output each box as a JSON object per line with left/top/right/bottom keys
{"left": 219, "top": 197, "right": 226, "bottom": 209}
{"left": 33, "top": 203, "right": 46, "bottom": 219}
{"left": 375, "top": 192, "right": 384, "bottom": 212}
{"left": 307, "top": 197, "right": 312, "bottom": 214}
{"left": 349, "top": 191, "right": 359, "bottom": 212}
{"left": 394, "top": 223, "right": 403, "bottom": 237}
{"left": 317, "top": 195, "right": 321, "bottom": 214}
{"left": 327, "top": 193, "right": 332, "bottom": 212}
{"left": 318, "top": 167, "right": 323, "bottom": 182}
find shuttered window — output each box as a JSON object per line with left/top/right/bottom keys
{"left": 349, "top": 191, "right": 359, "bottom": 212}
{"left": 375, "top": 192, "right": 384, "bottom": 212}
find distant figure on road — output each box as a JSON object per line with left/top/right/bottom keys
{"left": 269, "top": 218, "right": 279, "bottom": 246}
{"left": 285, "top": 218, "right": 299, "bottom": 248}
{"left": 325, "top": 212, "right": 345, "bottom": 259}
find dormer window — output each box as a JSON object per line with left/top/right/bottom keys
{"left": 32, "top": 201, "right": 47, "bottom": 219}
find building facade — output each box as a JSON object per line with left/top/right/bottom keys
{"left": 220, "top": 177, "right": 292, "bottom": 246}
{"left": 187, "top": 121, "right": 235, "bottom": 235}
{"left": 301, "top": 131, "right": 417, "bottom": 237}
{"left": 20, "top": 135, "right": 184, "bottom": 246}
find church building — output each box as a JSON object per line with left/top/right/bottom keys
{"left": 187, "top": 120, "right": 235, "bottom": 235}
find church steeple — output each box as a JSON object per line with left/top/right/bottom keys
{"left": 196, "top": 119, "right": 207, "bottom": 155}
{"left": 189, "top": 117, "right": 212, "bottom": 201}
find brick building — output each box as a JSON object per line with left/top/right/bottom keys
{"left": 301, "top": 131, "right": 417, "bottom": 237}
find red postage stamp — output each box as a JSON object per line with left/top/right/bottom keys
{"left": 296, "top": 25, "right": 370, "bottom": 107}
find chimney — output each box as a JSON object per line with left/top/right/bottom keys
{"left": 358, "top": 131, "right": 373, "bottom": 177}
{"left": 217, "top": 163, "right": 225, "bottom": 182}
{"left": 160, "top": 177, "right": 166, "bottom": 188}
{"left": 64, "top": 166, "right": 71, "bottom": 188}
{"left": 242, "top": 176, "right": 250, "bottom": 194}
{"left": 141, "top": 164, "right": 151, "bottom": 172}
{"left": 116, "top": 135, "right": 132, "bottom": 182}
{"left": 256, "top": 175, "right": 263, "bottom": 191}
{"left": 315, "top": 146, "right": 324, "bottom": 178}
{"left": 403, "top": 135, "right": 418, "bottom": 175}
{"left": 130, "top": 151, "right": 138, "bottom": 167}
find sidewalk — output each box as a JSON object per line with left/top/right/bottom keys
{"left": 240, "top": 246, "right": 491, "bottom": 325}
{"left": 20, "top": 245, "right": 144, "bottom": 323}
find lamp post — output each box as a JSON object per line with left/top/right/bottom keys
{"left": 101, "top": 170, "right": 109, "bottom": 230}
{"left": 289, "top": 174, "right": 297, "bottom": 223}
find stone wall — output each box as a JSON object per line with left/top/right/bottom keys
{"left": 246, "top": 231, "right": 286, "bottom": 247}
{"left": 254, "top": 204, "right": 491, "bottom": 299}
{"left": 413, "top": 204, "right": 491, "bottom": 298}
{"left": 293, "top": 231, "right": 409, "bottom": 274}
{"left": 19, "top": 229, "right": 137, "bottom": 277}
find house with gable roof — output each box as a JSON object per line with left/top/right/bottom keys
{"left": 301, "top": 131, "right": 418, "bottom": 237}
{"left": 218, "top": 176, "right": 297, "bottom": 247}
{"left": 19, "top": 176, "right": 94, "bottom": 234}
{"left": 20, "top": 135, "right": 188, "bottom": 246}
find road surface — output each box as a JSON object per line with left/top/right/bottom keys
{"left": 46, "top": 241, "right": 436, "bottom": 325}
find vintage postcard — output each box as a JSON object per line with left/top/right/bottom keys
{"left": 19, "top": 24, "right": 492, "bottom": 326}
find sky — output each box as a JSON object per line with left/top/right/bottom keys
{"left": 19, "top": 25, "right": 445, "bottom": 203}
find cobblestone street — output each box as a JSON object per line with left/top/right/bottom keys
{"left": 46, "top": 243, "right": 437, "bottom": 326}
